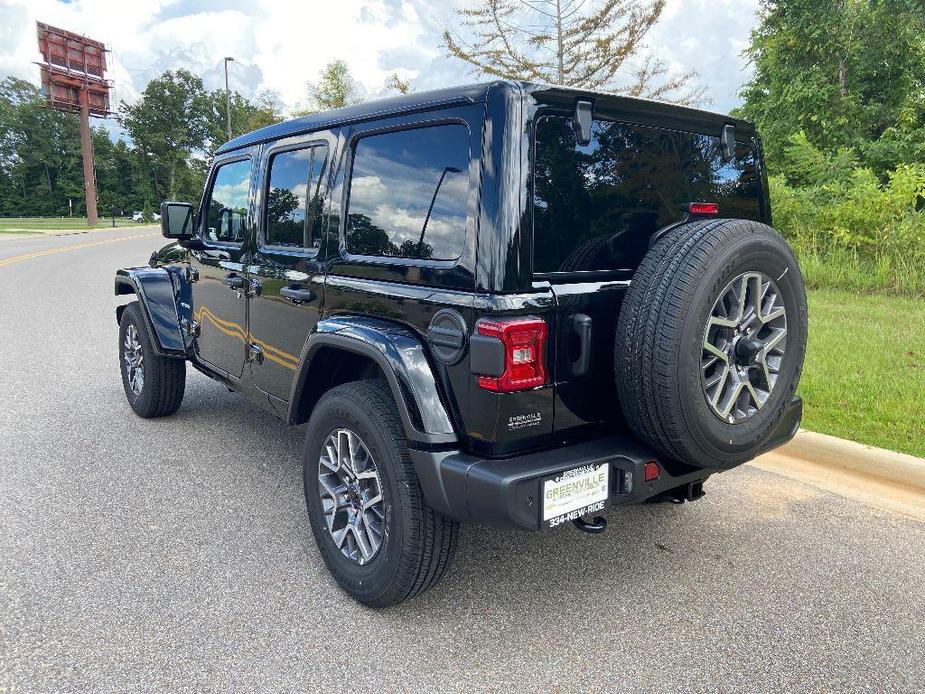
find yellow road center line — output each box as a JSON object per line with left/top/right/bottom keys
{"left": 0, "top": 233, "right": 158, "bottom": 268}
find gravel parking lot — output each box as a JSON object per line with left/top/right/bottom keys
{"left": 1, "top": 230, "right": 923, "bottom": 692}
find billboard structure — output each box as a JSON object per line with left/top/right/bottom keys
{"left": 36, "top": 22, "right": 113, "bottom": 225}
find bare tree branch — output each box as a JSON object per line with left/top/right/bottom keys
{"left": 442, "top": 0, "right": 707, "bottom": 105}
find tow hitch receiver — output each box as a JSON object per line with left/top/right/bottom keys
{"left": 668, "top": 480, "right": 706, "bottom": 504}
{"left": 572, "top": 514, "right": 607, "bottom": 534}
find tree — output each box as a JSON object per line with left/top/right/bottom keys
{"left": 120, "top": 69, "right": 211, "bottom": 200}
{"left": 298, "top": 60, "right": 361, "bottom": 114}
{"left": 736, "top": 0, "right": 925, "bottom": 174}
{"left": 385, "top": 72, "right": 412, "bottom": 95}
{"left": 443, "top": 0, "right": 705, "bottom": 104}
{"left": 201, "top": 88, "right": 284, "bottom": 145}
{"left": 0, "top": 77, "right": 84, "bottom": 216}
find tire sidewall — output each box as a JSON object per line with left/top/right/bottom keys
{"left": 303, "top": 391, "right": 406, "bottom": 603}
{"left": 677, "top": 230, "right": 807, "bottom": 464}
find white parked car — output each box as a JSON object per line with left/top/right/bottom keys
{"left": 131, "top": 211, "right": 144, "bottom": 222}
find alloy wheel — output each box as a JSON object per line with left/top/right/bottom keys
{"left": 318, "top": 428, "right": 385, "bottom": 565}
{"left": 701, "top": 271, "right": 788, "bottom": 423}
{"left": 123, "top": 324, "right": 145, "bottom": 396}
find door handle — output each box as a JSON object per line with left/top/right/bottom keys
{"left": 221, "top": 274, "right": 245, "bottom": 290}
{"left": 280, "top": 285, "right": 315, "bottom": 304}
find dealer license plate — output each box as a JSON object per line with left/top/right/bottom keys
{"left": 542, "top": 463, "right": 609, "bottom": 528}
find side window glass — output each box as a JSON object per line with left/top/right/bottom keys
{"left": 265, "top": 144, "right": 328, "bottom": 250}
{"left": 345, "top": 124, "right": 469, "bottom": 260}
{"left": 204, "top": 159, "right": 251, "bottom": 243}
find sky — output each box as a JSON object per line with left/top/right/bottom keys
{"left": 0, "top": 0, "right": 761, "bottom": 135}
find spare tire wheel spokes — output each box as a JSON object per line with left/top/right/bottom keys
{"left": 701, "top": 271, "right": 788, "bottom": 424}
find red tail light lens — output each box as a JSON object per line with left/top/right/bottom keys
{"left": 476, "top": 317, "right": 548, "bottom": 392}
{"left": 688, "top": 202, "right": 719, "bottom": 215}
{"left": 644, "top": 461, "right": 660, "bottom": 482}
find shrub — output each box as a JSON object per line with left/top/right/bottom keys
{"left": 769, "top": 139, "right": 925, "bottom": 296}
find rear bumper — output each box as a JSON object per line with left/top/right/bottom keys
{"left": 411, "top": 396, "right": 802, "bottom": 530}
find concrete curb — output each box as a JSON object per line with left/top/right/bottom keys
{"left": 775, "top": 430, "right": 925, "bottom": 491}
{"left": 750, "top": 430, "right": 925, "bottom": 521}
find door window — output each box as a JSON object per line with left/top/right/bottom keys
{"left": 203, "top": 159, "right": 251, "bottom": 243}
{"left": 264, "top": 145, "right": 328, "bottom": 250}
{"left": 345, "top": 124, "right": 469, "bottom": 260}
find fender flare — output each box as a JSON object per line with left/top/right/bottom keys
{"left": 114, "top": 267, "right": 188, "bottom": 357}
{"left": 288, "top": 316, "right": 458, "bottom": 446}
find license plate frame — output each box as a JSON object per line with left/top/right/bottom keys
{"left": 541, "top": 463, "right": 609, "bottom": 528}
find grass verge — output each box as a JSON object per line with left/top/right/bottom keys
{"left": 0, "top": 217, "right": 143, "bottom": 231}
{"left": 801, "top": 289, "right": 925, "bottom": 457}
{"left": 795, "top": 246, "right": 925, "bottom": 297}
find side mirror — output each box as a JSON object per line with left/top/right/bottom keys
{"left": 573, "top": 100, "right": 593, "bottom": 147}
{"left": 160, "top": 201, "right": 195, "bottom": 240}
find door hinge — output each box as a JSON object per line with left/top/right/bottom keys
{"left": 181, "top": 318, "right": 200, "bottom": 338}
{"left": 247, "top": 343, "right": 264, "bottom": 364}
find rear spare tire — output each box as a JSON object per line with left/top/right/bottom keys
{"left": 614, "top": 219, "right": 807, "bottom": 469}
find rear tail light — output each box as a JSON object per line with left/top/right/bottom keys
{"left": 476, "top": 317, "right": 548, "bottom": 392}
{"left": 688, "top": 202, "right": 719, "bottom": 215}
{"left": 644, "top": 461, "right": 660, "bottom": 482}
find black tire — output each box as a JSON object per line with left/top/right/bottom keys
{"left": 118, "top": 301, "right": 186, "bottom": 418}
{"left": 303, "top": 380, "right": 459, "bottom": 607}
{"left": 615, "top": 219, "right": 807, "bottom": 469}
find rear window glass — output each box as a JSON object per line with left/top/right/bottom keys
{"left": 346, "top": 124, "right": 469, "bottom": 260}
{"left": 533, "top": 117, "right": 761, "bottom": 274}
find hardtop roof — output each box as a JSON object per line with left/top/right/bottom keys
{"left": 215, "top": 80, "right": 754, "bottom": 155}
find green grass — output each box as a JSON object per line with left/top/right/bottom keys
{"left": 0, "top": 217, "right": 144, "bottom": 231}
{"left": 795, "top": 246, "right": 925, "bottom": 297}
{"left": 801, "top": 289, "right": 925, "bottom": 457}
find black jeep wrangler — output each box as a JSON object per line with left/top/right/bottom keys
{"left": 115, "top": 82, "right": 806, "bottom": 607}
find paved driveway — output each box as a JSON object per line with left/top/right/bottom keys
{"left": 1, "top": 230, "right": 923, "bottom": 692}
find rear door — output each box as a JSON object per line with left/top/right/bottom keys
{"left": 532, "top": 113, "right": 764, "bottom": 440}
{"left": 189, "top": 154, "right": 254, "bottom": 379}
{"left": 247, "top": 136, "right": 332, "bottom": 406}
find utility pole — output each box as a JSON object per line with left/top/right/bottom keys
{"left": 224, "top": 56, "right": 235, "bottom": 141}
{"left": 78, "top": 79, "right": 99, "bottom": 225}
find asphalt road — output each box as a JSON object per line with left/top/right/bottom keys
{"left": 1, "top": 228, "right": 923, "bottom": 693}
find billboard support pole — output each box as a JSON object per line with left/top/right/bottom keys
{"left": 78, "top": 89, "right": 98, "bottom": 226}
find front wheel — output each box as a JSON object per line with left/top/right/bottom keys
{"left": 118, "top": 301, "right": 186, "bottom": 418}
{"left": 303, "top": 380, "right": 459, "bottom": 607}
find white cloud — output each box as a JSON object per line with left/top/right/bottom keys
{"left": 1, "top": 0, "right": 761, "bottom": 124}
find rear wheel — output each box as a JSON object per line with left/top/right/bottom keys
{"left": 119, "top": 301, "right": 186, "bottom": 418}
{"left": 303, "top": 380, "right": 459, "bottom": 607}
{"left": 614, "top": 219, "right": 807, "bottom": 469}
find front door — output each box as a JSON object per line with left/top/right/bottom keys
{"left": 190, "top": 155, "right": 253, "bottom": 379}
{"left": 247, "top": 140, "right": 331, "bottom": 403}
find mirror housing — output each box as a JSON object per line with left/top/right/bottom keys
{"left": 160, "top": 201, "right": 195, "bottom": 240}
{"left": 573, "top": 100, "right": 593, "bottom": 147}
